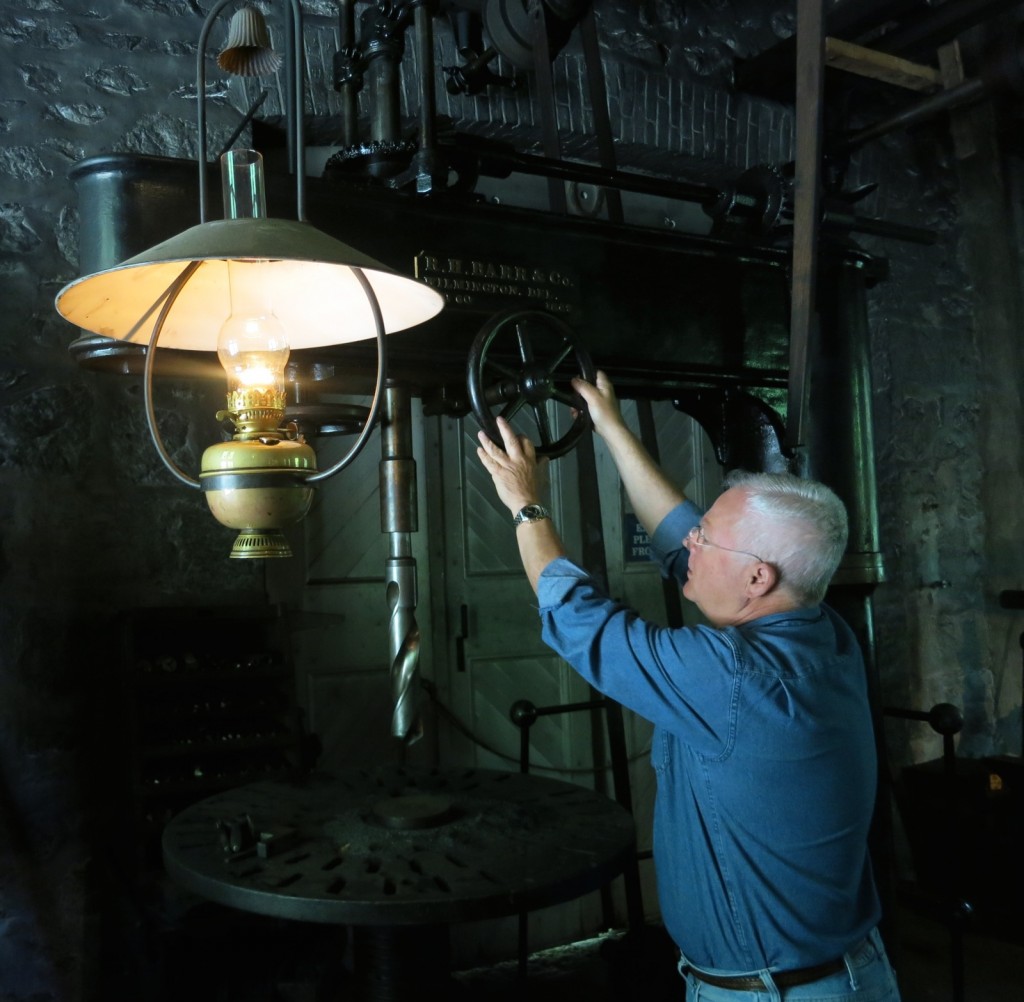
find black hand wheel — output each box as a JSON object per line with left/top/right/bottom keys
{"left": 466, "top": 308, "right": 596, "bottom": 459}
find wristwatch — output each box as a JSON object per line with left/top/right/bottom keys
{"left": 513, "top": 503, "right": 551, "bottom": 527}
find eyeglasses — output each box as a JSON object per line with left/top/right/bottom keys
{"left": 685, "top": 523, "right": 765, "bottom": 562}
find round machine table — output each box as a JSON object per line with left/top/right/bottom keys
{"left": 162, "top": 766, "right": 637, "bottom": 999}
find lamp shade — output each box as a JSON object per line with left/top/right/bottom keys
{"left": 54, "top": 217, "right": 445, "bottom": 350}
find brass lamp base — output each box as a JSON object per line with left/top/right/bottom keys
{"left": 200, "top": 436, "right": 317, "bottom": 560}
{"left": 229, "top": 529, "right": 293, "bottom": 560}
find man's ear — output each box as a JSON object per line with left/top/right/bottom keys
{"left": 746, "top": 561, "right": 778, "bottom": 597}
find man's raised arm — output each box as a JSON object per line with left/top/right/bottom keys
{"left": 572, "top": 371, "right": 686, "bottom": 535}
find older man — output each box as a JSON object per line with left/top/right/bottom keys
{"left": 476, "top": 371, "right": 901, "bottom": 1001}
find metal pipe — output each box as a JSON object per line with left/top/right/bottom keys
{"left": 288, "top": 0, "right": 307, "bottom": 219}
{"left": 804, "top": 257, "right": 884, "bottom": 584}
{"left": 409, "top": 0, "right": 444, "bottom": 193}
{"left": 458, "top": 141, "right": 937, "bottom": 244}
{"left": 835, "top": 75, "right": 988, "bottom": 153}
{"left": 336, "top": 0, "right": 360, "bottom": 147}
{"left": 285, "top": 0, "right": 296, "bottom": 175}
{"left": 413, "top": 2, "right": 436, "bottom": 155}
{"left": 362, "top": 4, "right": 408, "bottom": 149}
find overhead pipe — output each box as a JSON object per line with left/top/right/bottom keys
{"left": 453, "top": 138, "right": 937, "bottom": 244}
{"left": 833, "top": 24, "right": 1024, "bottom": 154}
{"left": 834, "top": 75, "right": 988, "bottom": 153}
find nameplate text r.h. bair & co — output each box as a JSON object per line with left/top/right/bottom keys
{"left": 414, "top": 253, "right": 581, "bottom": 315}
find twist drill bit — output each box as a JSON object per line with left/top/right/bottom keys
{"left": 380, "top": 381, "right": 422, "bottom": 745}
{"left": 386, "top": 554, "right": 421, "bottom": 744}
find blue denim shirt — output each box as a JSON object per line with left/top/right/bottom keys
{"left": 536, "top": 501, "right": 881, "bottom": 974}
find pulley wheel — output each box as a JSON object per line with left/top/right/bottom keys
{"left": 466, "top": 308, "right": 595, "bottom": 458}
{"left": 483, "top": 0, "right": 585, "bottom": 70}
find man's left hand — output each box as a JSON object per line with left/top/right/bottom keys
{"left": 476, "top": 417, "right": 549, "bottom": 516}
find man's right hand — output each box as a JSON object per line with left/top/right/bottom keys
{"left": 572, "top": 370, "right": 625, "bottom": 440}
{"left": 572, "top": 368, "right": 686, "bottom": 536}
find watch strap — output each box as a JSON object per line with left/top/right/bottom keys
{"left": 513, "top": 504, "right": 551, "bottom": 527}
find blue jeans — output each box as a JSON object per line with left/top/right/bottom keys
{"left": 678, "top": 928, "right": 901, "bottom": 1002}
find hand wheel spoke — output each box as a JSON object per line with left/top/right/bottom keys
{"left": 532, "top": 404, "right": 554, "bottom": 445}
{"left": 514, "top": 324, "right": 537, "bottom": 365}
{"left": 542, "top": 340, "right": 575, "bottom": 376}
{"left": 486, "top": 358, "right": 521, "bottom": 381}
{"left": 500, "top": 395, "right": 528, "bottom": 423}
{"left": 551, "top": 387, "right": 579, "bottom": 408}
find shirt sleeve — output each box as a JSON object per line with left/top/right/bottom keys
{"left": 648, "top": 499, "right": 703, "bottom": 586}
{"left": 535, "top": 552, "right": 737, "bottom": 747}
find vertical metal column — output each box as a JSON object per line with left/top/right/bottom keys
{"left": 411, "top": 0, "right": 443, "bottom": 193}
{"left": 805, "top": 256, "right": 895, "bottom": 953}
{"left": 380, "top": 381, "right": 422, "bottom": 747}
{"left": 360, "top": 3, "right": 410, "bottom": 179}
{"left": 335, "top": 0, "right": 361, "bottom": 148}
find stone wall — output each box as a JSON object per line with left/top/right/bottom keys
{"left": 0, "top": 1, "right": 1020, "bottom": 999}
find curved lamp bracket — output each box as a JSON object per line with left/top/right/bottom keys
{"left": 144, "top": 262, "right": 204, "bottom": 490}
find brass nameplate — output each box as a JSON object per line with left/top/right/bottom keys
{"left": 414, "top": 253, "right": 580, "bottom": 314}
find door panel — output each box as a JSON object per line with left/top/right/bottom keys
{"left": 273, "top": 399, "right": 439, "bottom": 772}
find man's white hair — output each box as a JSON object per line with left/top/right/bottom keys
{"left": 722, "top": 469, "right": 848, "bottom": 605}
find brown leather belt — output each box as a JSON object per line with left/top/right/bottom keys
{"left": 683, "top": 956, "right": 846, "bottom": 991}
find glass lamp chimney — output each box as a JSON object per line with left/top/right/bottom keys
{"left": 217, "top": 262, "right": 290, "bottom": 434}
{"left": 221, "top": 147, "right": 267, "bottom": 220}
{"left": 216, "top": 149, "right": 289, "bottom": 436}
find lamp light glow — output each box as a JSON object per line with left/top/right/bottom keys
{"left": 217, "top": 260, "right": 290, "bottom": 427}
